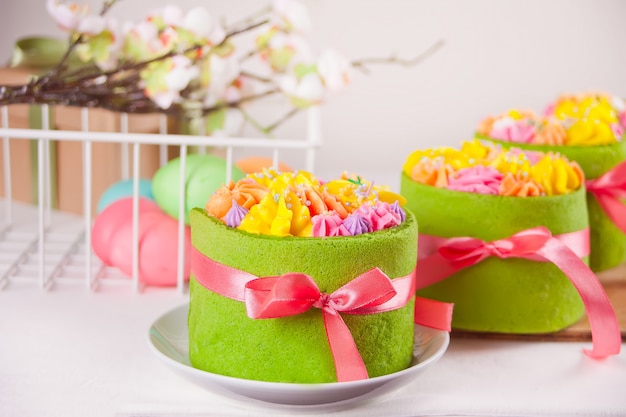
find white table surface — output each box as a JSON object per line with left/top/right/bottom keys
{"left": 1, "top": 282, "right": 624, "bottom": 417}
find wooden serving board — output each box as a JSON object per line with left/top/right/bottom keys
{"left": 451, "top": 265, "right": 626, "bottom": 342}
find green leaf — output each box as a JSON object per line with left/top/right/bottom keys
{"left": 270, "top": 47, "right": 295, "bottom": 72}
{"left": 10, "top": 36, "right": 82, "bottom": 69}
{"left": 293, "top": 63, "right": 317, "bottom": 80}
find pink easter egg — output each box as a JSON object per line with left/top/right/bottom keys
{"left": 92, "top": 197, "right": 161, "bottom": 265}
{"left": 136, "top": 212, "right": 191, "bottom": 286}
{"left": 91, "top": 196, "right": 191, "bottom": 286}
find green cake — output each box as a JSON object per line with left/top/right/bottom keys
{"left": 478, "top": 135, "right": 626, "bottom": 272}
{"left": 188, "top": 170, "right": 418, "bottom": 383}
{"left": 475, "top": 93, "right": 626, "bottom": 271}
{"left": 400, "top": 140, "right": 588, "bottom": 333}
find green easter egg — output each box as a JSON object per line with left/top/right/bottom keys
{"left": 152, "top": 154, "right": 245, "bottom": 224}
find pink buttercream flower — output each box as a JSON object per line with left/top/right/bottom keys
{"left": 355, "top": 202, "right": 402, "bottom": 231}
{"left": 490, "top": 117, "right": 536, "bottom": 143}
{"left": 447, "top": 165, "right": 503, "bottom": 195}
{"left": 311, "top": 212, "right": 350, "bottom": 237}
{"left": 612, "top": 123, "right": 624, "bottom": 140}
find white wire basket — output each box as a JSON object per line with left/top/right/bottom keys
{"left": 0, "top": 104, "right": 322, "bottom": 294}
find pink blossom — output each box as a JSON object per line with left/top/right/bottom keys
{"left": 273, "top": 0, "right": 311, "bottom": 33}
{"left": 46, "top": 0, "right": 87, "bottom": 31}
{"left": 317, "top": 49, "right": 352, "bottom": 94}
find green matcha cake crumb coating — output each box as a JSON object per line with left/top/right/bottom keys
{"left": 188, "top": 208, "right": 418, "bottom": 383}
{"left": 478, "top": 135, "right": 626, "bottom": 272}
{"left": 401, "top": 173, "right": 588, "bottom": 333}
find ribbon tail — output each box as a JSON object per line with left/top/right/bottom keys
{"left": 594, "top": 193, "right": 626, "bottom": 234}
{"left": 322, "top": 308, "right": 368, "bottom": 382}
{"left": 538, "top": 239, "right": 621, "bottom": 358}
{"left": 414, "top": 296, "right": 453, "bottom": 331}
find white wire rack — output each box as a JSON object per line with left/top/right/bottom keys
{"left": 0, "top": 105, "right": 322, "bottom": 294}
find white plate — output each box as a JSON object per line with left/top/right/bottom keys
{"left": 147, "top": 303, "right": 449, "bottom": 409}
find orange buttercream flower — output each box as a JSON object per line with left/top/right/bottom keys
{"left": 476, "top": 116, "right": 495, "bottom": 136}
{"left": 534, "top": 120, "right": 567, "bottom": 145}
{"left": 409, "top": 158, "right": 454, "bottom": 187}
{"left": 206, "top": 179, "right": 269, "bottom": 220}
{"left": 498, "top": 172, "right": 544, "bottom": 197}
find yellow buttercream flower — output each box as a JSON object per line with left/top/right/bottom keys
{"left": 529, "top": 154, "right": 583, "bottom": 196}
{"left": 284, "top": 191, "right": 312, "bottom": 236}
{"left": 550, "top": 93, "right": 620, "bottom": 145}
{"left": 567, "top": 118, "right": 616, "bottom": 145}
{"left": 269, "top": 195, "right": 293, "bottom": 236}
{"left": 488, "top": 152, "right": 532, "bottom": 176}
{"left": 239, "top": 193, "right": 277, "bottom": 235}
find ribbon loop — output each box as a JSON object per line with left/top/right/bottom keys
{"left": 586, "top": 160, "right": 626, "bottom": 234}
{"left": 439, "top": 227, "right": 553, "bottom": 266}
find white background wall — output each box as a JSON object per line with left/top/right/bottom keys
{"left": 1, "top": 0, "right": 625, "bottom": 187}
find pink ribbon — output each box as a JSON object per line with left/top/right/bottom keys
{"left": 191, "top": 246, "right": 452, "bottom": 382}
{"left": 416, "top": 227, "right": 621, "bottom": 358}
{"left": 586, "top": 160, "right": 626, "bottom": 234}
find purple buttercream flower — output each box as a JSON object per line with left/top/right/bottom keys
{"left": 225, "top": 199, "right": 249, "bottom": 227}
{"left": 343, "top": 213, "right": 373, "bottom": 235}
{"left": 390, "top": 200, "right": 406, "bottom": 222}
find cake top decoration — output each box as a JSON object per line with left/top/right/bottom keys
{"left": 206, "top": 169, "right": 406, "bottom": 237}
{"left": 477, "top": 92, "right": 626, "bottom": 146}
{"left": 402, "top": 139, "right": 584, "bottom": 197}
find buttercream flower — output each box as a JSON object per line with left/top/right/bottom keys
{"left": 567, "top": 118, "right": 616, "bottom": 146}
{"left": 447, "top": 165, "right": 503, "bottom": 195}
{"left": 499, "top": 172, "right": 544, "bottom": 197}
{"left": 409, "top": 158, "right": 454, "bottom": 188}
{"left": 489, "top": 151, "right": 532, "bottom": 176}
{"left": 206, "top": 179, "right": 269, "bottom": 220}
{"left": 545, "top": 92, "right": 624, "bottom": 144}
{"left": 489, "top": 116, "right": 536, "bottom": 143}
{"left": 343, "top": 213, "right": 373, "bottom": 235}
{"left": 355, "top": 201, "right": 402, "bottom": 231}
{"left": 476, "top": 116, "right": 495, "bottom": 137}
{"left": 529, "top": 154, "right": 583, "bottom": 196}
{"left": 311, "top": 212, "right": 349, "bottom": 237}
{"left": 224, "top": 200, "right": 249, "bottom": 227}
{"left": 534, "top": 119, "right": 567, "bottom": 145}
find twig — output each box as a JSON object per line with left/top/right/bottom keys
{"left": 351, "top": 39, "right": 445, "bottom": 74}
{"left": 265, "top": 107, "right": 301, "bottom": 133}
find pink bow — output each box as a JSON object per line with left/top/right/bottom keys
{"left": 245, "top": 268, "right": 403, "bottom": 382}
{"left": 417, "top": 227, "right": 621, "bottom": 358}
{"left": 190, "top": 247, "right": 449, "bottom": 382}
{"left": 586, "top": 160, "right": 626, "bottom": 234}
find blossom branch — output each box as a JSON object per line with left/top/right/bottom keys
{"left": 351, "top": 39, "right": 445, "bottom": 74}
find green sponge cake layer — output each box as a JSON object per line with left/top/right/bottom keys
{"left": 401, "top": 173, "right": 588, "bottom": 333}
{"left": 188, "top": 208, "right": 418, "bottom": 383}
{"left": 478, "top": 134, "right": 626, "bottom": 272}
